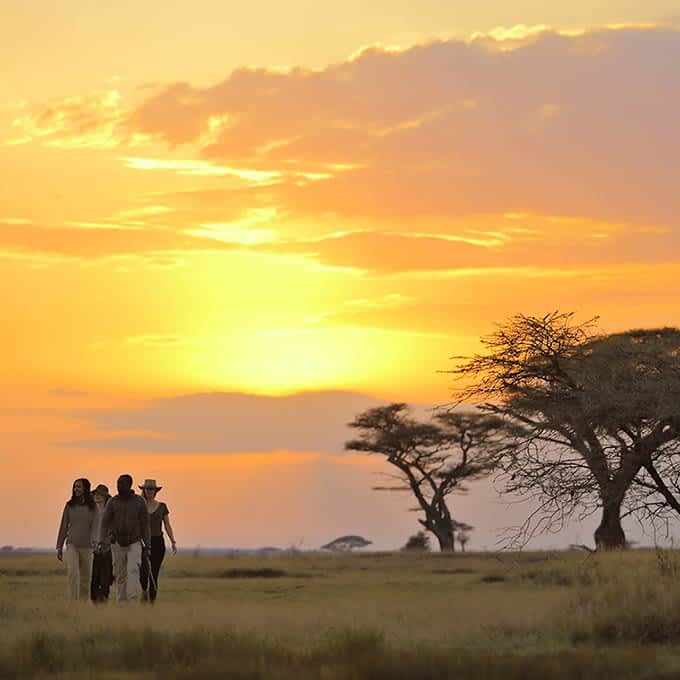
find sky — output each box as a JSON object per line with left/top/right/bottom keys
{"left": 2, "top": 1, "right": 680, "bottom": 551}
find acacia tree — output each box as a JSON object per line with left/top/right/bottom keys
{"left": 403, "top": 531, "right": 430, "bottom": 551}
{"left": 453, "top": 521, "right": 473, "bottom": 552}
{"left": 321, "top": 535, "right": 372, "bottom": 552}
{"left": 626, "top": 437, "right": 680, "bottom": 535}
{"left": 345, "top": 404, "right": 503, "bottom": 551}
{"left": 454, "top": 312, "right": 680, "bottom": 549}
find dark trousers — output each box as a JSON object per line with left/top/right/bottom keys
{"left": 91, "top": 550, "right": 113, "bottom": 602}
{"left": 140, "top": 536, "right": 165, "bottom": 602}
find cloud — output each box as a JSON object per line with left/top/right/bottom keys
{"left": 65, "top": 391, "right": 391, "bottom": 454}
{"left": 48, "top": 389, "right": 91, "bottom": 397}
{"left": 120, "top": 156, "right": 281, "bottom": 182}
{"left": 5, "top": 89, "right": 146, "bottom": 149}
{"left": 0, "top": 217, "right": 32, "bottom": 225}
{"left": 117, "top": 26, "right": 680, "bottom": 227}
{"left": 7, "top": 26, "right": 680, "bottom": 272}
{"left": 122, "top": 334, "right": 197, "bottom": 347}
{"left": 1, "top": 206, "right": 678, "bottom": 272}
{"left": 0, "top": 220, "right": 239, "bottom": 260}
{"left": 251, "top": 214, "right": 680, "bottom": 274}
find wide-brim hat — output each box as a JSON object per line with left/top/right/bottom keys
{"left": 139, "top": 479, "right": 163, "bottom": 492}
{"left": 92, "top": 484, "right": 110, "bottom": 497}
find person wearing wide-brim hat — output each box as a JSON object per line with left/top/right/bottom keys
{"left": 138, "top": 479, "right": 177, "bottom": 603}
{"left": 91, "top": 484, "right": 114, "bottom": 603}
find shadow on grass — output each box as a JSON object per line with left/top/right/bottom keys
{"left": 171, "top": 568, "right": 312, "bottom": 579}
{"left": 480, "top": 574, "right": 506, "bottom": 583}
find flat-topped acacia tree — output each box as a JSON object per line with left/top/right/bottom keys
{"left": 454, "top": 312, "right": 680, "bottom": 549}
{"left": 345, "top": 404, "right": 503, "bottom": 551}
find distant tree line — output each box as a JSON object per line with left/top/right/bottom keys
{"left": 346, "top": 312, "right": 680, "bottom": 551}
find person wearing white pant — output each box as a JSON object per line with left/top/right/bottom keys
{"left": 98, "top": 474, "right": 150, "bottom": 605}
{"left": 56, "top": 478, "right": 97, "bottom": 601}
{"left": 65, "top": 544, "right": 93, "bottom": 601}
{"left": 112, "top": 541, "right": 142, "bottom": 602}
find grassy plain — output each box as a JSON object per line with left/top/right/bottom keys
{"left": 1, "top": 548, "right": 680, "bottom": 678}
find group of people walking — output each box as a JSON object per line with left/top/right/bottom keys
{"left": 56, "top": 474, "right": 177, "bottom": 603}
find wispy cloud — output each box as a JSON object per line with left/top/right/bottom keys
{"left": 122, "top": 334, "right": 197, "bottom": 347}
{"left": 120, "top": 156, "right": 281, "bottom": 183}
{"left": 5, "top": 89, "right": 147, "bottom": 149}
{"left": 49, "top": 388, "right": 91, "bottom": 397}
{"left": 63, "top": 391, "right": 388, "bottom": 454}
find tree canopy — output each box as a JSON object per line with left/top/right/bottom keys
{"left": 345, "top": 403, "right": 503, "bottom": 551}
{"left": 454, "top": 312, "right": 680, "bottom": 548}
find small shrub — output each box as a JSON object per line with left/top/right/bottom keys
{"left": 218, "top": 568, "right": 289, "bottom": 579}
{"left": 521, "top": 565, "right": 599, "bottom": 588}
{"left": 481, "top": 574, "right": 506, "bottom": 583}
{"left": 171, "top": 568, "right": 310, "bottom": 579}
{"left": 402, "top": 532, "right": 430, "bottom": 552}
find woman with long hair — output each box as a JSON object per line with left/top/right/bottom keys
{"left": 56, "top": 478, "right": 96, "bottom": 601}
{"left": 90, "top": 483, "right": 114, "bottom": 603}
{"left": 139, "top": 479, "right": 177, "bottom": 603}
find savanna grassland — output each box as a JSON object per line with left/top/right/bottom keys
{"left": 2, "top": 548, "right": 680, "bottom": 679}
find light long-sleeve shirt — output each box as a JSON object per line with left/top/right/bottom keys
{"left": 92, "top": 504, "right": 111, "bottom": 551}
{"left": 56, "top": 503, "right": 96, "bottom": 550}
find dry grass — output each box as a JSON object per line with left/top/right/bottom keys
{"left": 1, "top": 549, "right": 680, "bottom": 678}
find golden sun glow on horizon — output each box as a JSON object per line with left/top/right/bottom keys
{"left": 0, "top": 11, "right": 679, "bottom": 405}
{"left": 1, "top": 3, "right": 680, "bottom": 554}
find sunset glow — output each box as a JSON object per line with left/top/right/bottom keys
{"left": 2, "top": 1, "right": 680, "bottom": 550}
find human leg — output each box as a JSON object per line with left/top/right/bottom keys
{"left": 139, "top": 545, "right": 149, "bottom": 595}
{"left": 91, "top": 551, "right": 111, "bottom": 602}
{"left": 102, "top": 550, "right": 113, "bottom": 600}
{"left": 77, "top": 547, "right": 92, "bottom": 601}
{"left": 126, "top": 542, "right": 141, "bottom": 602}
{"left": 65, "top": 544, "right": 80, "bottom": 600}
{"left": 149, "top": 536, "right": 165, "bottom": 602}
{"left": 112, "top": 544, "right": 129, "bottom": 602}
{"left": 91, "top": 552, "right": 101, "bottom": 601}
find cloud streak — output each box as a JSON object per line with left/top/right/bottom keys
{"left": 65, "top": 391, "right": 387, "bottom": 454}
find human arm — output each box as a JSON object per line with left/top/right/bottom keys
{"left": 139, "top": 497, "right": 151, "bottom": 548}
{"left": 90, "top": 507, "right": 99, "bottom": 548}
{"left": 97, "top": 499, "right": 114, "bottom": 548}
{"left": 162, "top": 509, "right": 177, "bottom": 554}
{"left": 56, "top": 505, "right": 68, "bottom": 560}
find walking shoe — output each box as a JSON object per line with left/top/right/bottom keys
{"left": 141, "top": 590, "right": 149, "bottom": 602}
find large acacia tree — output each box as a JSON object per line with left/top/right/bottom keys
{"left": 345, "top": 404, "right": 503, "bottom": 551}
{"left": 454, "top": 312, "right": 680, "bottom": 549}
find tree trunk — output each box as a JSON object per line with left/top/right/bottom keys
{"left": 594, "top": 499, "right": 626, "bottom": 549}
{"left": 432, "top": 524, "right": 455, "bottom": 552}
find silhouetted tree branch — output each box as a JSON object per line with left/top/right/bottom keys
{"left": 452, "top": 312, "right": 680, "bottom": 549}
{"left": 345, "top": 403, "right": 503, "bottom": 551}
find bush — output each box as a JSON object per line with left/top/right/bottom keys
{"left": 402, "top": 532, "right": 430, "bottom": 552}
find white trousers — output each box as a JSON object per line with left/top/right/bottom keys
{"left": 65, "top": 544, "right": 93, "bottom": 601}
{"left": 111, "top": 541, "right": 142, "bottom": 602}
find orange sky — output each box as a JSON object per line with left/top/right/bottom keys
{"left": 2, "top": 3, "right": 680, "bottom": 549}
